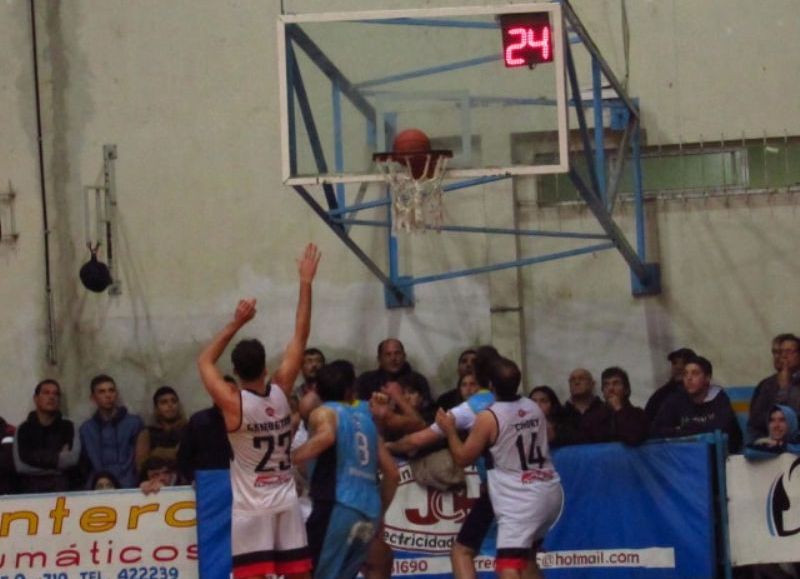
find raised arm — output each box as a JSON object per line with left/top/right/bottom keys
{"left": 292, "top": 405, "right": 336, "bottom": 465}
{"left": 436, "top": 408, "right": 494, "bottom": 468}
{"left": 198, "top": 299, "right": 256, "bottom": 429}
{"left": 272, "top": 244, "right": 321, "bottom": 397}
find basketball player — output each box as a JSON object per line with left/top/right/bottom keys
{"left": 388, "top": 345, "right": 499, "bottom": 579}
{"left": 293, "top": 360, "right": 400, "bottom": 579}
{"left": 436, "top": 358, "right": 563, "bottom": 579}
{"left": 197, "top": 243, "right": 320, "bottom": 579}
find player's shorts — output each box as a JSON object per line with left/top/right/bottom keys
{"left": 455, "top": 489, "right": 495, "bottom": 552}
{"left": 494, "top": 479, "right": 563, "bottom": 571}
{"left": 307, "top": 500, "right": 377, "bottom": 579}
{"left": 231, "top": 503, "right": 311, "bottom": 578}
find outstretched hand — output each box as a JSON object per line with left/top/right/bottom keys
{"left": 298, "top": 243, "right": 321, "bottom": 283}
{"left": 234, "top": 298, "right": 257, "bottom": 326}
{"left": 435, "top": 408, "right": 456, "bottom": 435}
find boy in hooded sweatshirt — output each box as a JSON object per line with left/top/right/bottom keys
{"left": 744, "top": 405, "right": 800, "bottom": 460}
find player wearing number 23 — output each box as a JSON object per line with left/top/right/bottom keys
{"left": 293, "top": 360, "right": 400, "bottom": 579}
{"left": 437, "top": 357, "right": 563, "bottom": 579}
{"left": 197, "top": 244, "right": 321, "bottom": 579}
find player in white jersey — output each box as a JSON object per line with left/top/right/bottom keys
{"left": 198, "top": 243, "right": 320, "bottom": 579}
{"left": 437, "top": 357, "right": 563, "bottom": 579}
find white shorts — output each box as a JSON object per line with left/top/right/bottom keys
{"left": 491, "top": 476, "right": 563, "bottom": 569}
{"left": 231, "top": 503, "right": 311, "bottom": 578}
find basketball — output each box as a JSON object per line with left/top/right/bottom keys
{"left": 392, "top": 129, "right": 431, "bottom": 154}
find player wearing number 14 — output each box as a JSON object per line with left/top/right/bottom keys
{"left": 437, "top": 358, "right": 563, "bottom": 579}
{"left": 197, "top": 243, "right": 321, "bottom": 579}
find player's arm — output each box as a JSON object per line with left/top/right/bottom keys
{"left": 197, "top": 299, "right": 256, "bottom": 429}
{"left": 377, "top": 436, "right": 400, "bottom": 515}
{"left": 272, "top": 244, "right": 321, "bottom": 397}
{"left": 386, "top": 426, "right": 442, "bottom": 456}
{"left": 435, "top": 408, "right": 494, "bottom": 467}
{"left": 292, "top": 405, "right": 336, "bottom": 465}
{"left": 380, "top": 382, "right": 426, "bottom": 434}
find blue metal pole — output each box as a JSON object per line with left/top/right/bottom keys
{"left": 398, "top": 243, "right": 615, "bottom": 287}
{"left": 332, "top": 84, "right": 345, "bottom": 208}
{"left": 592, "top": 56, "right": 607, "bottom": 206}
{"left": 632, "top": 121, "right": 646, "bottom": 261}
{"left": 332, "top": 218, "right": 611, "bottom": 241}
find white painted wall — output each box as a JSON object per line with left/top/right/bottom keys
{"left": 0, "top": 0, "right": 797, "bottom": 426}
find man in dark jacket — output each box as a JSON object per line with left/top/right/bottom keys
{"left": 14, "top": 379, "right": 80, "bottom": 492}
{"left": 650, "top": 356, "right": 743, "bottom": 453}
{"left": 580, "top": 367, "right": 649, "bottom": 445}
{"left": 79, "top": 374, "right": 144, "bottom": 488}
{"left": 558, "top": 368, "right": 606, "bottom": 446}
{"left": 176, "top": 377, "right": 234, "bottom": 483}
{"left": 356, "top": 338, "right": 431, "bottom": 402}
{"left": 644, "top": 347, "right": 696, "bottom": 421}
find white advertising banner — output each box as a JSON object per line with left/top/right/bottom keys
{"left": 727, "top": 454, "right": 800, "bottom": 566}
{"left": 0, "top": 487, "right": 198, "bottom": 579}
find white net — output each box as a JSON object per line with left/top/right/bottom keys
{"left": 375, "top": 152, "right": 450, "bottom": 233}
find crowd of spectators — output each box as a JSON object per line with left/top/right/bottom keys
{"left": 1, "top": 333, "right": 799, "bottom": 497}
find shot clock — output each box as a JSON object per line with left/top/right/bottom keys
{"left": 500, "top": 13, "right": 553, "bottom": 68}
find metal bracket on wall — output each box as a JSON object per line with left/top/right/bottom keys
{"left": 83, "top": 144, "right": 122, "bottom": 295}
{"left": 0, "top": 180, "right": 19, "bottom": 244}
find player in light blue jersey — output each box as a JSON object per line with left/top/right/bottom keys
{"left": 293, "top": 360, "right": 400, "bottom": 579}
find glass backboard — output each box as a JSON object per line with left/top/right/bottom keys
{"left": 278, "top": 3, "right": 569, "bottom": 185}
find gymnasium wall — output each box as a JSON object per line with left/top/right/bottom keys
{"left": 0, "top": 0, "right": 797, "bottom": 422}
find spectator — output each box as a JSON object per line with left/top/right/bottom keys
{"left": 559, "top": 368, "right": 605, "bottom": 445}
{"left": 89, "top": 470, "right": 121, "bottom": 490}
{"left": 176, "top": 376, "right": 234, "bottom": 483}
{"left": 645, "top": 347, "right": 697, "bottom": 421}
{"left": 0, "top": 416, "right": 16, "bottom": 495}
{"left": 650, "top": 356, "right": 743, "bottom": 453}
{"left": 745, "top": 405, "right": 800, "bottom": 460}
{"left": 135, "top": 385, "right": 187, "bottom": 474}
{"left": 139, "top": 456, "right": 179, "bottom": 495}
{"left": 14, "top": 379, "right": 81, "bottom": 492}
{"left": 530, "top": 386, "right": 563, "bottom": 445}
{"left": 748, "top": 334, "right": 800, "bottom": 442}
{"left": 79, "top": 374, "right": 144, "bottom": 488}
{"left": 356, "top": 338, "right": 431, "bottom": 403}
{"left": 458, "top": 373, "right": 480, "bottom": 401}
{"left": 295, "top": 347, "right": 325, "bottom": 399}
{"left": 580, "top": 367, "right": 649, "bottom": 445}
{"left": 435, "top": 349, "right": 478, "bottom": 411}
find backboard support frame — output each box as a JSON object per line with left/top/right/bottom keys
{"left": 279, "top": 1, "right": 661, "bottom": 307}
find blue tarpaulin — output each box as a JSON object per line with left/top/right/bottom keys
{"left": 196, "top": 441, "right": 717, "bottom": 578}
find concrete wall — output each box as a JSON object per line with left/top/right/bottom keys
{"left": 0, "top": 0, "right": 797, "bottom": 424}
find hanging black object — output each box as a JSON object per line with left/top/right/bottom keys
{"left": 80, "top": 243, "right": 112, "bottom": 293}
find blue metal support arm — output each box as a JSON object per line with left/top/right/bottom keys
{"left": 288, "top": 43, "right": 338, "bottom": 210}
{"left": 358, "top": 55, "right": 498, "bottom": 89}
{"left": 328, "top": 176, "right": 513, "bottom": 218}
{"left": 287, "top": 24, "right": 377, "bottom": 124}
{"left": 333, "top": 218, "right": 610, "bottom": 241}
{"left": 568, "top": 168, "right": 650, "bottom": 283}
{"left": 292, "top": 185, "right": 410, "bottom": 305}
{"left": 397, "top": 243, "right": 616, "bottom": 287}
{"left": 561, "top": 0, "right": 639, "bottom": 120}
{"left": 565, "top": 41, "right": 602, "bottom": 199}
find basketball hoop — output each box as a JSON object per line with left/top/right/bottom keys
{"left": 373, "top": 150, "right": 452, "bottom": 233}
